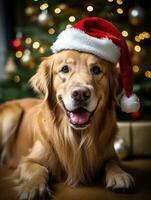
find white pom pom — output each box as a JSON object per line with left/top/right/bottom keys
{"left": 120, "top": 94, "right": 140, "bottom": 113}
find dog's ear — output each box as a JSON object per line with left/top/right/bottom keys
{"left": 30, "top": 56, "right": 53, "bottom": 100}
{"left": 108, "top": 64, "right": 122, "bottom": 105}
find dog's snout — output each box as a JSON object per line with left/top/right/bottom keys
{"left": 71, "top": 87, "right": 91, "bottom": 102}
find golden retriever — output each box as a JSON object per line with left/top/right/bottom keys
{"left": 0, "top": 50, "right": 134, "bottom": 199}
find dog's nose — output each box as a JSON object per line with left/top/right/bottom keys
{"left": 71, "top": 87, "right": 91, "bottom": 102}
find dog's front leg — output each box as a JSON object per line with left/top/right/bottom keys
{"left": 15, "top": 160, "right": 51, "bottom": 200}
{"left": 105, "top": 148, "right": 135, "bottom": 193}
{"left": 14, "top": 140, "right": 52, "bottom": 200}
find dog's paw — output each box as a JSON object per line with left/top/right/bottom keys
{"left": 14, "top": 182, "right": 52, "bottom": 200}
{"left": 106, "top": 172, "right": 135, "bottom": 193}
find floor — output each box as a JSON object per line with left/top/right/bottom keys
{"left": 0, "top": 159, "right": 151, "bottom": 200}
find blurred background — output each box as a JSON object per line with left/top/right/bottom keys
{"left": 0, "top": 0, "right": 151, "bottom": 122}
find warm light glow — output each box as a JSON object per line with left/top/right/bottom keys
{"left": 40, "top": 3, "right": 48, "bottom": 10}
{"left": 116, "top": 0, "right": 123, "bottom": 5}
{"left": 135, "top": 36, "right": 140, "bottom": 42}
{"left": 69, "top": 16, "right": 76, "bottom": 22}
{"left": 14, "top": 75, "right": 20, "bottom": 83}
{"left": 133, "top": 65, "right": 140, "bottom": 73}
{"left": 87, "top": 6, "right": 94, "bottom": 12}
{"left": 66, "top": 24, "right": 72, "bottom": 29}
{"left": 107, "top": 0, "right": 114, "bottom": 2}
{"left": 116, "top": 63, "right": 120, "bottom": 69}
{"left": 144, "top": 32, "right": 150, "bottom": 39}
{"left": 54, "top": 8, "right": 61, "bottom": 14}
{"left": 122, "top": 30, "right": 128, "bottom": 37}
{"left": 145, "top": 71, "right": 151, "bottom": 78}
{"left": 33, "top": 41, "right": 40, "bottom": 49}
{"left": 139, "top": 33, "right": 144, "bottom": 40}
{"left": 25, "top": 37, "right": 32, "bottom": 44}
{"left": 16, "top": 51, "right": 23, "bottom": 58}
{"left": 39, "top": 47, "right": 45, "bottom": 54}
{"left": 48, "top": 28, "right": 55, "bottom": 34}
{"left": 134, "top": 45, "right": 141, "bottom": 52}
{"left": 117, "top": 8, "right": 123, "bottom": 14}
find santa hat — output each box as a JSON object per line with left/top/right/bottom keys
{"left": 51, "top": 17, "right": 140, "bottom": 113}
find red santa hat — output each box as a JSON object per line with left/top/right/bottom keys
{"left": 51, "top": 17, "right": 140, "bottom": 113}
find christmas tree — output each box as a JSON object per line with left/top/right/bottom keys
{"left": 0, "top": 0, "right": 150, "bottom": 120}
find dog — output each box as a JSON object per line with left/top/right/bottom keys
{"left": 0, "top": 50, "right": 135, "bottom": 199}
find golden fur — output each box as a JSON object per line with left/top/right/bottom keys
{"left": 0, "top": 50, "right": 134, "bottom": 199}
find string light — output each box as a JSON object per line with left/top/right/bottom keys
{"left": 16, "top": 51, "right": 23, "bottom": 58}
{"left": 87, "top": 6, "right": 94, "bottom": 12}
{"left": 69, "top": 16, "right": 76, "bottom": 22}
{"left": 116, "top": 63, "right": 120, "bottom": 69}
{"left": 40, "top": 3, "right": 48, "bottom": 10}
{"left": 14, "top": 75, "right": 20, "bottom": 83}
{"left": 25, "top": 37, "right": 32, "bottom": 44}
{"left": 135, "top": 36, "right": 140, "bottom": 42}
{"left": 122, "top": 30, "right": 128, "bottom": 37}
{"left": 39, "top": 47, "right": 45, "bottom": 54}
{"left": 33, "top": 41, "right": 40, "bottom": 49}
{"left": 116, "top": 0, "right": 123, "bottom": 5}
{"left": 66, "top": 24, "right": 72, "bottom": 29}
{"left": 48, "top": 28, "right": 55, "bottom": 34}
{"left": 54, "top": 8, "right": 61, "bottom": 14}
{"left": 145, "top": 71, "right": 151, "bottom": 78}
{"left": 134, "top": 45, "right": 141, "bottom": 52}
{"left": 117, "top": 8, "right": 123, "bottom": 14}
{"left": 133, "top": 65, "right": 140, "bottom": 73}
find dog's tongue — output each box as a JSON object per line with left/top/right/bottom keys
{"left": 69, "top": 111, "right": 90, "bottom": 125}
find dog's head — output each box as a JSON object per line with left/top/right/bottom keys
{"left": 31, "top": 50, "right": 118, "bottom": 130}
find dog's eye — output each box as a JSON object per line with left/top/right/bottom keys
{"left": 60, "top": 65, "right": 69, "bottom": 73}
{"left": 91, "top": 66, "right": 102, "bottom": 75}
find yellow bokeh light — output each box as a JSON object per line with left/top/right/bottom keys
{"left": 54, "top": 8, "right": 61, "bottom": 14}
{"left": 87, "top": 6, "right": 94, "bottom": 12}
{"left": 69, "top": 16, "right": 76, "bottom": 22}
{"left": 16, "top": 51, "right": 23, "bottom": 58}
{"left": 135, "top": 36, "right": 140, "bottom": 42}
{"left": 40, "top": 3, "right": 48, "bottom": 10}
{"left": 145, "top": 71, "right": 151, "bottom": 78}
{"left": 48, "top": 28, "right": 55, "bottom": 34}
{"left": 134, "top": 45, "right": 141, "bottom": 52}
{"left": 139, "top": 33, "right": 144, "bottom": 40}
{"left": 144, "top": 32, "right": 150, "bottom": 39}
{"left": 117, "top": 8, "right": 123, "bottom": 14}
{"left": 133, "top": 65, "right": 140, "bottom": 73}
{"left": 122, "top": 30, "right": 128, "bottom": 37}
{"left": 107, "top": 0, "right": 114, "bottom": 2}
{"left": 14, "top": 75, "right": 20, "bottom": 83}
{"left": 25, "top": 37, "right": 32, "bottom": 44}
{"left": 116, "top": 0, "right": 123, "bottom": 5}
{"left": 66, "top": 24, "right": 72, "bottom": 29}
{"left": 33, "top": 41, "right": 40, "bottom": 49}
{"left": 39, "top": 47, "right": 45, "bottom": 54}
{"left": 116, "top": 63, "right": 120, "bottom": 69}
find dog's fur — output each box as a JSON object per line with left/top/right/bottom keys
{"left": 0, "top": 50, "right": 134, "bottom": 199}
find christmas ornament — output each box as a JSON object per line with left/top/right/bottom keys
{"left": 131, "top": 110, "right": 141, "bottom": 120}
{"left": 5, "top": 57, "right": 17, "bottom": 73}
{"left": 114, "top": 137, "right": 129, "bottom": 160}
{"left": 38, "top": 10, "right": 51, "bottom": 26}
{"left": 51, "top": 17, "right": 140, "bottom": 113}
{"left": 129, "top": 6, "right": 145, "bottom": 26}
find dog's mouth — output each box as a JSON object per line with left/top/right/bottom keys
{"left": 67, "top": 107, "right": 92, "bottom": 127}
{"left": 59, "top": 97, "right": 94, "bottom": 128}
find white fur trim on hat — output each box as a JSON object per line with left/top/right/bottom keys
{"left": 51, "top": 28, "right": 120, "bottom": 64}
{"left": 120, "top": 94, "right": 140, "bottom": 113}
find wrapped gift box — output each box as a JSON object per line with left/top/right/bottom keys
{"left": 117, "top": 121, "right": 151, "bottom": 157}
